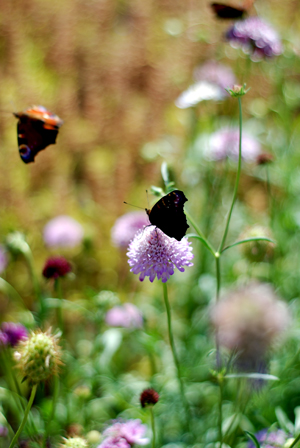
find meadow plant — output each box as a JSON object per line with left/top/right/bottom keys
{"left": 43, "top": 216, "right": 84, "bottom": 248}
{"left": 105, "top": 303, "right": 143, "bottom": 328}
{"left": 111, "top": 212, "right": 149, "bottom": 248}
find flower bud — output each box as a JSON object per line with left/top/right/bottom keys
{"left": 14, "top": 329, "right": 62, "bottom": 384}
{"left": 140, "top": 388, "right": 159, "bottom": 408}
{"left": 60, "top": 437, "right": 87, "bottom": 448}
{"left": 239, "top": 225, "right": 275, "bottom": 263}
{"left": 6, "top": 232, "right": 30, "bottom": 257}
{"left": 42, "top": 257, "right": 72, "bottom": 279}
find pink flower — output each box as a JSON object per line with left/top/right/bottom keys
{"left": 127, "top": 226, "right": 193, "bottom": 283}
{"left": 43, "top": 216, "right": 84, "bottom": 248}
{"left": 105, "top": 304, "right": 143, "bottom": 329}
{"left": 111, "top": 212, "right": 149, "bottom": 248}
{"left": 206, "top": 128, "right": 261, "bottom": 161}
{"left": 98, "top": 420, "right": 149, "bottom": 448}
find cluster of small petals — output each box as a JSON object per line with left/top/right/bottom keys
{"left": 248, "top": 429, "right": 289, "bottom": 448}
{"left": 206, "top": 128, "right": 261, "bottom": 161}
{"left": 60, "top": 437, "right": 88, "bottom": 448}
{"left": 211, "top": 282, "right": 290, "bottom": 360}
{"left": 42, "top": 256, "right": 72, "bottom": 279}
{"left": 105, "top": 303, "right": 143, "bottom": 328}
{"left": 127, "top": 226, "right": 193, "bottom": 283}
{"left": 1, "top": 322, "right": 28, "bottom": 347}
{"left": 43, "top": 215, "right": 84, "bottom": 248}
{"left": 176, "top": 60, "right": 236, "bottom": 108}
{"left": 226, "top": 17, "right": 282, "bottom": 60}
{"left": 14, "top": 329, "right": 62, "bottom": 384}
{"left": 0, "top": 245, "right": 8, "bottom": 274}
{"left": 98, "top": 420, "right": 149, "bottom": 448}
{"left": 111, "top": 212, "right": 149, "bottom": 248}
{"left": 140, "top": 388, "right": 159, "bottom": 408}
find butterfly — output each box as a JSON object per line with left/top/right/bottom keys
{"left": 146, "top": 190, "right": 189, "bottom": 241}
{"left": 210, "top": 2, "right": 247, "bottom": 19}
{"left": 13, "top": 105, "right": 63, "bottom": 163}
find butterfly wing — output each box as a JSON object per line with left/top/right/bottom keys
{"left": 148, "top": 190, "right": 189, "bottom": 241}
{"left": 210, "top": 3, "right": 245, "bottom": 18}
{"left": 14, "top": 106, "right": 63, "bottom": 164}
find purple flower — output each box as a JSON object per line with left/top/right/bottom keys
{"left": 175, "top": 60, "right": 236, "bottom": 108}
{"left": 0, "top": 426, "right": 8, "bottom": 437}
{"left": 111, "top": 212, "right": 149, "bottom": 248}
{"left": 105, "top": 303, "right": 143, "bottom": 329}
{"left": 248, "top": 429, "right": 289, "bottom": 448}
{"left": 206, "top": 128, "right": 261, "bottom": 161}
{"left": 42, "top": 256, "right": 72, "bottom": 279}
{"left": 1, "top": 322, "right": 28, "bottom": 347}
{"left": 0, "top": 331, "right": 8, "bottom": 346}
{"left": 127, "top": 226, "right": 193, "bottom": 283}
{"left": 226, "top": 17, "right": 282, "bottom": 60}
{"left": 101, "top": 420, "right": 149, "bottom": 447}
{"left": 0, "top": 245, "right": 8, "bottom": 274}
{"left": 43, "top": 216, "right": 84, "bottom": 248}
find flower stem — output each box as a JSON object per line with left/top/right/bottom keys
{"left": 9, "top": 384, "right": 37, "bottom": 448}
{"left": 218, "top": 375, "right": 224, "bottom": 447}
{"left": 218, "top": 97, "right": 243, "bottom": 253}
{"left": 54, "top": 278, "right": 64, "bottom": 336}
{"left": 162, "top": 283, "right": 191, "bottom": 431}
{"left": 288, "top": 432, "right": 300, "bottom": 448}
{"left": 42, "top": 375, "right": 59, "bottom": 447}
{"left": 23, "top": 249, "right": 44, "bottom": 322}
{"left": 185, "top": 210, "right": 215, "bottom": 254}
{"left": 150, "top": 406, "right": 156, "bottom": 448}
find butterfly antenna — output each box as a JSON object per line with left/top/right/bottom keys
{"left": 123, "top": 202, "right": 144, "bottom": 210}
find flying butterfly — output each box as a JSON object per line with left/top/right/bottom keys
{"left": 210, "top": 0, "right": 254, "bottom": 19}
{"left": 146, "top": 190, "right": 189, "bottom": 241}
{"left": 14, "top": 105, "right": 63, "bottom": 163}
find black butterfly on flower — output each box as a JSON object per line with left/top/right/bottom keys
{"left": 14, "top": 105, "right": 63, "bottom": 163}
{"left": 146, "top": 190, "right": 189, "bottom": 241}
{"left": 210, "top": 2, "right": 246, "bottom": 19}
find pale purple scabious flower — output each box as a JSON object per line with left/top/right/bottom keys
{"left": 0, "top": 245, "right": 8, "bottom": 274}
{"left": 206, "top": 128, "right": 261, "bottom": 161}
{"left": 248, "top": 429, "right": 289, "bottom": 448}
{"left": 105, "top": 303, "right": 143, "bottom": 329}
{"left": 0, "top": 331, "right": 8, "bottom": 346}
{"left": 98, "top": 420, "right": 149, "bottom": 448}
{"left": 127, "top": 226, "right": 193, "bottom": 283}
{"left": 43, "top": 216, "right": 84, "bottom": 248}
{"left": 111, "top": 212, "right": 149, "bottom": 248}
{"left": 1, "top": 322, "right": 28, "bottom": 347}
{"left": 226, "top": 17, "right": 282, "bottom": 60}
{"left": 175, "top": 60, "right": 236, "bottom": 108}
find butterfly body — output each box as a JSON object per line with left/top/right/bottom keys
{"left": 14, "top": 105, "right": 63, "bottom": 163}
{"left": 146, "top": 190, "right": 189, "bottom": 241}
{"left": 210, "top": 2, "right": 246, "bottom": 19}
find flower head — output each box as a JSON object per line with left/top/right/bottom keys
{"left": 256, "top": 152, "right": 274, "bottom": 165}
{"left": 0, "top": 245, "right": 8, "bottom": 274}
{"left": 42, "top": 256, "right": 72, "bottom": 279}
{"left": 211, "top": 282, "right": 289, "bottom": 369}
{"left": 14, "top": 329, "right": 62, "bottom": 384}
{"left": 176, "top": 60, "right": 236, "bottom": 108}
{"left": 140, "top": 388, "right": 159, "bottom": 408}
{"left": 43, "top": 216, "right": 84, "bottom": 248}
{"left": 111, "top": 212, "right": 149, "bottom": 248}
{"left": 60, "top": 437, "right": 88, "bottom": 448}
{"left": 248, "top": 429, "right": 289, "bottom": 448}
{"left": 206, "top": 127, "right": 261, "bottom": 161}
{"left": 239, "top": 225, "right": 275, "bottom": 263}
{"left": 226, "top": 17, "right": 282, "bottom": 60}
{"left": 1, "top": 322, "right": 28, "bottom": 347}
{"left": 127, "top": 226, "right": 193, "bottom": 283}
{"left": 100, "top": 420, "right": 149, "bottom": 448}
{"left": 105, "top": 303, "right": 143, "bottom": 328}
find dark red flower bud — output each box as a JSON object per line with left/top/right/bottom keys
{"left": 256, "top": 152, "right": 274, "bottom": 165}
{"left": 140, "top": 388, "right": 159, "bottom": 408}
{"left": 42, "top": 256, "right": 72, "bottom": 279}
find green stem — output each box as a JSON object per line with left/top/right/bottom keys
{"left": 9, "top": 384, "right": 37, "bottom": 448}
{"left": 218, "top": 97, "right": 243, "bottom": 253}
{"left": 42, "top": 375, "right": 59, "bottom": 447}
{"left": 218, "top": 377, "right": 224, "bottom": 447}
{"left": 150, "top": 407, "right": 156, "bottom": 448}
{"left": 185, "top": 210, "right": 215, "bottom": 254}
{"left": 289, "top": 433, "right": 300, "bottom": 448}
{"left": 215, "top": 254, "right": 221, "bottom": 369}
{"left": 24, "top": 249, "right": 44, "bottom": 322}
{"left": 54, "top": 278, "right": 64, "bottom": 336}
{"left": 162, "top": 283, "right": 191, "bottom": 430}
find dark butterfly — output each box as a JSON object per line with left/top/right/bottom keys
{"left": 146, "top": 190, "right": 189, "bottom": 241}
{"left": 13, "top": 105, "right": 63, "bottom": 163}
{"left": 210, "top": 2, "right": 246, "bottom": 19}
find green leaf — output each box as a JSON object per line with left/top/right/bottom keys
{"left": 187, "top": 233, "right": 215, "bottom": 255}
{"left": 294, "top": 407, "right": 300, "bottom": 433}
{"left": 275, "top": 407, "right": 295, "bottom": 433}
{"left": 221, "top": 237, "right": 276, "bottom": 253}
{"left": 245, "top": 431, "right": 261, "bottom": 448}
{"left": 225, "top": 373, "right": 279, "bottom": 381}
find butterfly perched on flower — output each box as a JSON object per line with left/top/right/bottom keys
{"left": 13, "top": 105, "right": 63, "bottom": 163}
{"left": 210, "top": 0, "right": 254, "bottom": 19}
{"left": 146, "top": 190, "right": 189, "bottom": 241}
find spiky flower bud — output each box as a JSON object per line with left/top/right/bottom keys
{"left": 239, "top": 225, "right": 275, "bottom": 263}
{"left": 60, "top": 437, "right": 88, "bottom": 448}
{"left": 42, "top": 256, "right": 72, "bottom": 279}
{"left": 140, "top": 388, "right": 159, "bottom": 408}
{"left": 226, "top": 83, "right": 249, "bottom": 97}
{"left": 14, "top": 329, "right": 62, "bottom": 384}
